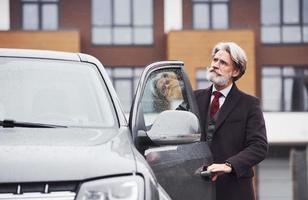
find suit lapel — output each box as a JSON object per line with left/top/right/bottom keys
{"left": 200, "top": 87, "right": 212, "bottom": 123}
{"left": 198, "top": 86, "right": 212, "bottom": 140}
{"left": 215, "top": 84, "right": 242, "bottom": 132}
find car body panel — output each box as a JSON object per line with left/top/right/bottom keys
{"left": 145, "top": 142, "right": 214, "bottom": 200}
{"left": 0, "top": 127, "right": 137, "bottom": 183}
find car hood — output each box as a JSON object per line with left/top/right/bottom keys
{"left": 0, "top": 127, "right": 137, "bottom": 183}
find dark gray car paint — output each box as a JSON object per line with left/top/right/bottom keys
{"left": 0, "top": 127, "right": 137, "bottom": 183}
{"left": 146, "top": 142, "right": 215, "bottom": 200}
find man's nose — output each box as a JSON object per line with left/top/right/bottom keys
{"left": 212, "top": 61, "right": 219, "bottom": 69}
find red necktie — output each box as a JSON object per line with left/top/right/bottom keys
{"left": 210, "top": 91, "right": 223, "bottom": 118}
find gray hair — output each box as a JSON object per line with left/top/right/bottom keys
{"left": 212, "top": 42, "right": 247, "bottom": 81}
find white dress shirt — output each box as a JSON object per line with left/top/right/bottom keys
{"left": 211, "top": 83, "right": 233, "bottom": 108}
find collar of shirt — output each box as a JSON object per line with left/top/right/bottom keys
{"left": 212, "top": 83, "right": 233, "bottom": 98}
{"left": 211, "top": 83, "right": 233, "bottom": 108}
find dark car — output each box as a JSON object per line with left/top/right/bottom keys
{"left": 0, "top": 49, "right": 214, "bottom": 200}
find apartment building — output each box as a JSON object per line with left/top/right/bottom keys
{"left": 0, "top": 0, "right": 307, "bottom": 199}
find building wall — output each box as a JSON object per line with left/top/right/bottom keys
{"left": 4, "top": 0, "right": 308, "bottom": 200}
{"left": 60, "top": 0, "right": 166, "bottom": 66}
{"left": 9, "top": 0, "right": 166, "bottom": 67}
{"left": 7, "top": 0, "right": 308, "bottom": 90}
{"left": 183, "top": 0, "right": 308, "bottom": 96}
{"left": 231, "top": 0, "right": 308, "bottom": 96}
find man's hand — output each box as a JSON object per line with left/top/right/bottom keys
{"left": 207, "top": 163, "right": 232, "bottom": 181}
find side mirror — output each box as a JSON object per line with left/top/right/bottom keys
{"left": 147, "top": 110, "right": 200, "bottom": 145}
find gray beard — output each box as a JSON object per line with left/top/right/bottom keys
{"left": 206, "top": 71, "right": 232, "bottom": 87}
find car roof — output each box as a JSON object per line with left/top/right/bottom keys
{"left": 0, "top": 48, "right": 81, "bottom": 62}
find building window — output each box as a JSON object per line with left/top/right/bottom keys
{"left": 261, "top": 0, "right": 308, "bottom": 44}
{"left": 192, "top": 0, "right": 229, "bottom": 30}
{"left": 262, "top": 66, "right": 308, "bottom": 111}
{"left": 196, "top": 68, "right": 211, "bottom": 89}
{"left": 91, "top": 0, "right": 153, "bottom": 45}
{"left": 22, "top": 0, "right": 59, "bottom": 30}
{"left": 106, "top": 67, "right": 143, "bottom": 113}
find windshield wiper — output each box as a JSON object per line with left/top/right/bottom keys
{"left": 0, "top": 120, "right": 67, "bottom": 128}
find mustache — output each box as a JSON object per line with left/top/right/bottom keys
{"left": 206, "top": 66, "right": 216, "bottom": 72}
{"left": 208, "top": 68, "right": 221, "bottom": 76}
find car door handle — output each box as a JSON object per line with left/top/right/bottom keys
{"left": 200, "top": 170, "right": 214, "bottom": 180}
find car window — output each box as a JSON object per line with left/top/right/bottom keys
{"left": 141, "top": 68, "right": 188, "bottom": 126}
{"left": 0, "top": 57, "right": 117, "bottom": 128}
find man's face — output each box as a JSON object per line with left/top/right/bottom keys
{"left": 207, "top": 50, "right": 239, "bottom": 89}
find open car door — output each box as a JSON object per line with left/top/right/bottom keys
{"left": 129, "top": 61, "right": 215, "bottom": 200}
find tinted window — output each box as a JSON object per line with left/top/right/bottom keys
{"left": 192, "top": 0, "right": 229, "bottom": 30}
{"left": 283, "top": 0, "right": 299, "bottom": 24}
{"left": 91, "top": 0, "right": 153, "bottom": 45}
{"left": 106, "top": 67, "right": 143, "bottom": 113}
{"left": 196, "top": 68, "right": 212, "bottom": 89}
{"left": 23, "top": 4, "right": 39, "bottom": 30}
{"left": 261, "top": 0, "right": 280, "bottom": 25}
{"left": 261, "top": 0, "right": 307, "bottom": 44}
{"left": 141, "top": 68, "right": 188, "bottom": 126}
{"left": 22, "top": 0, "right": 59, "bottom": 30}
{"left": 262, "top": 66, "right": 308, "bottom": 111}
{"left": 42, "top": 4, "right": 58, "bottom": 30}
{"left": 212, "top": 4, "right": 228, "bottom": 29}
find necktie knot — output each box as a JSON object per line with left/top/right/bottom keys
{"left": 213, "top": 91, "right": 223, "bottom": 98}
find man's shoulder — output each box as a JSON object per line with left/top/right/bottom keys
{"left": 236, "top": 88, "right": 260, "bottom": 103}
{"left": 194, "top": 88, "right": 210, "bottom": 98}
{"left": 194, "top": 89, "right": 205, "bottom": 95}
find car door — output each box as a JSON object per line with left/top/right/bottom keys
{"left": 129, "top": 61, "right": 215, "bottom": 200}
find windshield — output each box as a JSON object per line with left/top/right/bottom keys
{"left": 0, "top": 57, "right": 117, "bottom": 128}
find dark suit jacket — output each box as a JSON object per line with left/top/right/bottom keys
{"left": 194, "top": 84, "right": 268, "bottom": 200}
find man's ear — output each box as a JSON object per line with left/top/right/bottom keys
{"left": 232, "top": 68, "right": 240, "bottom": 78}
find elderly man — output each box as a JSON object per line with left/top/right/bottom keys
{"left": 195, "top": 42, "right": 268, "bottom": 200}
